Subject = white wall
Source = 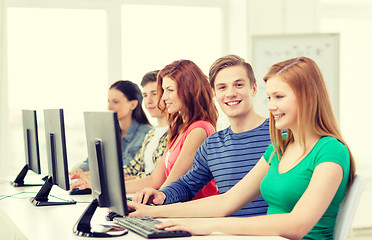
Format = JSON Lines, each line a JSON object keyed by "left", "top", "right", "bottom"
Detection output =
{"left": 0, "top": 0, "right": 9, "bottom": 181}
{"left": 319, "top": 0, "right": 372, "bottom": 178}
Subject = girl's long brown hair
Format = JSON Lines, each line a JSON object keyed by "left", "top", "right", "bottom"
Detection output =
{"left": 263, "top": 57, "right": 355, "bottom": 188}
{"left": 157, "top": 60, "right": 218, "bottom": 142}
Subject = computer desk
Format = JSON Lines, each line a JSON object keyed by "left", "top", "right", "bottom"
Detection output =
{"left": 0, "top": 177, "right": 285, "bottom": 240}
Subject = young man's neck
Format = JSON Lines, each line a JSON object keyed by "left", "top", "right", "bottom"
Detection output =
{"left": 157, "top": 116, "right": 168, "bottom": 127}
{"left": 229, "top": 111, "right": 266, "bottom": 133}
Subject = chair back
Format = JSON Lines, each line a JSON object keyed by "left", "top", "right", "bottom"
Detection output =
{"left": 334, "top": 175, "right": 365, "bottom": 240}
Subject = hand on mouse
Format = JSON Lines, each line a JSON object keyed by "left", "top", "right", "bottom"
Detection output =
{"left": 70, "top": 171, "right": 91, "bottom": 190}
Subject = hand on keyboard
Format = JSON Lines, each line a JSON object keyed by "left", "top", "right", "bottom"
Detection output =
{"left": 114, "top": 217, "right": 191, "bottom": 238}
{"left": 132, "top": 187, "right": 166, "bottom": 205}
{"left": 155, "top": 218, "right": 213, "bottom": 236}
{"left": 106, "top": 197, "right": 134, "bottom": 221}
{"left": 126, "top": 201, "right": 155, "bottom": 218}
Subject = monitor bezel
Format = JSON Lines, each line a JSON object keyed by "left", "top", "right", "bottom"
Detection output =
{"left": 44, "top": 108, "right": 70, "bottom": 191}
{"left": 30, "top": 108, "right": 76, "bottom": 206}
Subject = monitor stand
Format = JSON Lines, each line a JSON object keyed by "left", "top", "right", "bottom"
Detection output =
{"left": 11, "top": 164, "right": 46, "bottom": 187}
{"left": 73, "top": 199, "right": 128, "bottom": 238}
{"left": 30, "top": 176, "right": 77, "bottom": 206}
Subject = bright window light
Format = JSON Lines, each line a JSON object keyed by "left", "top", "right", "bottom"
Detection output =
{"left": 7, "top": 7, "right": 108, "bottom": 173}
{"left": 7, "top": 7, "right": 108, "bottom": 111}
{"left": 121, "top": 4, "right": 222, "bottom": 86}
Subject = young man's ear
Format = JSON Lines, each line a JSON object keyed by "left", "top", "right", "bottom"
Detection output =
{"left": 252, "top": 83, "right": 258, "bottom": 96}
{"left": 130, "top": 100, "right": 138, "bottom": 110}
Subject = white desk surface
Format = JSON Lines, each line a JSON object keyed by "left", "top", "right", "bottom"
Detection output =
{"left": 0, "top": 176, "right": 284, "bottom": 240}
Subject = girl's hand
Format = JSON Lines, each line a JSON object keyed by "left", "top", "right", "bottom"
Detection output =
{"left": 155, "top": 219, "right": 213, "bottom": 236}
{"left": 127, "top": 201, "right": 155, "bottom": 217}
{"left": 133, "top": 187, "right": 166, "bottom": 205}
{"left": 70, "top": 171, "right": 91, "bottom": 190}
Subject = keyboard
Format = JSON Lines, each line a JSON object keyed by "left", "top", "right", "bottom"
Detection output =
{"left": 114, "top": 216, "right": 191, "bottom": 239}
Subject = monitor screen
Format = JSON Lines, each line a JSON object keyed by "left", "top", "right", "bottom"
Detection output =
{"left": 30, "top": 109, "right": 76, "bottom": 206}
{"left": 73, "top": 111, "right": 128, "bottom": 237}
{"left": 11, "top": 110, "right": 42, "bottom": 187}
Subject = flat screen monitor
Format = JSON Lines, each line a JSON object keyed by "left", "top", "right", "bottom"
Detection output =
{"left": 73, "top": 111, "right": 128, "bottom": 237}
{"left": 11, "top": 110, "right": 43, "bottom": 187}
{"left": 30, "top": 109, "right": 76, "bottom": 206}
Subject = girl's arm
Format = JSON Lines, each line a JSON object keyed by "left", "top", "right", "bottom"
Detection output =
{"left": 124, "top": 156, "right": 166, "bottom": 193}
{"left": 128, "top": 157, "right": 269, "bottom": 218}
{"left": 155, "top": 162, "right": 343, "bottom": 239}
{"left": 161, "top": 127, "right": 208, "bottom": 188}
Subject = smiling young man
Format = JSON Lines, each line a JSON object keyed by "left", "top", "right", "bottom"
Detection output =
{"left": 131, "top": 55, "right": 271, "bottom": 217}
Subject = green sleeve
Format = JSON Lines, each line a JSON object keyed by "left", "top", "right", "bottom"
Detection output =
{"left": 314, "top": 137, "right": 350, "bottom": 173}
{"left": 263, "top": 144, "right": 275, "bottom": 163}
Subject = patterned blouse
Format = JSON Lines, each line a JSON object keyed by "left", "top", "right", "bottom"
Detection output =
{"left": 123, "top": 127, "right": 169, "bottom": 178}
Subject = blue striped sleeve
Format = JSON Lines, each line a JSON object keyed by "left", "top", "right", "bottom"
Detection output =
{"left": 161, "top": 142, "right": 213, "bottom": 204}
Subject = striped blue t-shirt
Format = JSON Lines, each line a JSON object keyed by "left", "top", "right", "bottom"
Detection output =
{"left": 161, "top": 118, "right": 271, "bottom": 217}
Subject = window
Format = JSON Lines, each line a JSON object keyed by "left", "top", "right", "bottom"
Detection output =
{"left": 121, "top": 4, "right": 222, "bottom": 82}
{"left": 3, "top": 1, "right": 226, "bottom": 176}
{"left": 7, "top": 7, "right": 107, "bottom": 172}
{"left": 121, "top": 4, "right": 223, "bottom": 126}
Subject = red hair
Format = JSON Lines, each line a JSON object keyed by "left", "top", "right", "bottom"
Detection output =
{"left": 157, "top": 60, "right": 218, "bottom": 142}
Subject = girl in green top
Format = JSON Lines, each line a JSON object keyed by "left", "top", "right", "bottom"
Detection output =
{"left": 134, "top": 57, "right": 356, "bottom": 239}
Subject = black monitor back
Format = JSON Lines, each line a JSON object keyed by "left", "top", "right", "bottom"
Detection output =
{"left": 84, "top": 111, "right": 128, "bottom": 216}
{"left": 43, "top": 109, "right": 70, "bottom": 191}
{"left": 30, "top": 109, "right": 76, "bottom": 206}
{"left": 22, "top": 110, "right": 41, "bottom": 174}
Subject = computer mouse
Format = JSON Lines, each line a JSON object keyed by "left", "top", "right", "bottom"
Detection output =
{"left": 69, "top": 187, "right": 92, "bottom": 195}
{"left": 106, "top": 211, "right": 122, "bottom": 221}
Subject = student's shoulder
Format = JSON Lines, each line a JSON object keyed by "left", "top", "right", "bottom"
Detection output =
{"left": 138, "top": 123, "right": 152, "bottom": 133}
{"left": 208, "top": 127, "right": 231, "bottom": 141}
{"left": 187, "top": 120, "right": 215, "bottom": 134}
{"left": 313, "top": 136, "right": 350, "bottom": 168}
{"left": 189, "top": 120, "right": 214, "bottom": 128}
{"left": 255, "top": 118, "right": 270, "bottom": 131}
{"left": 316, "top": 136, "right": 348, "bottom": 153}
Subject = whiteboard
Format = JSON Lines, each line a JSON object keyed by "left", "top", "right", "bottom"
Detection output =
{"left": 251, "top": 33, "right": 339, "bottom": 120}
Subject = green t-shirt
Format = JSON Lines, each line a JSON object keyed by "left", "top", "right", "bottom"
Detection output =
{"left": 261, "top": 136, "right": 350, "bottom": 239}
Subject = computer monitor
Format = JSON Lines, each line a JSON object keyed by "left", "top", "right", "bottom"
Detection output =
{"left": 30, "top": 109, "right": 76, "bottom": 206}
{"left": 73, "top": 111, "right": 128, "bottom": 237}
{"left": 11, "top": 110, "right": 43, "bottom": 187}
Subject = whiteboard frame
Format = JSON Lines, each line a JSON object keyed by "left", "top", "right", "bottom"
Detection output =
{"left": 251, "top": 33, "right": 339, "bottom": 121}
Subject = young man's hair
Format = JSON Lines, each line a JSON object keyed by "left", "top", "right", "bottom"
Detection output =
{"left": 141, "top": 70, "right": 160, "bottom": 87}
{"left": 209, "top": 54, "right": 256, "bottom": 88}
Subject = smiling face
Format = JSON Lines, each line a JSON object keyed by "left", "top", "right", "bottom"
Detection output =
{"left": 214, "top": 65, "right": 257, "bottom": 120}
{"left": 266, "top": 76, "right": 298, "bottom": 131}
{"left": 161, "top": 76, "right": 183, "bottom": 114}
{"left": 142, "top": 81, "right": 164, "bottom": 118}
